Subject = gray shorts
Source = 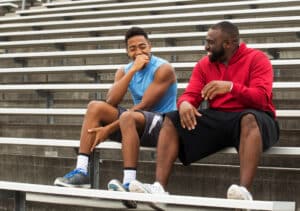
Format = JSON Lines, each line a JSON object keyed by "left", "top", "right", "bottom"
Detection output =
{"left": 109, "top": 107, "right": 163, "bottom": 147}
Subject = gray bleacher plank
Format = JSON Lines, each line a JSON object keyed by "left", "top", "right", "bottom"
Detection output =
{"left": 17, "top": 0, "right": 298, "bottom": 15}
{"left": 43, "top": 0, "right": 149, "bottom": 7}
{"left": 0, "top": 108, "right": 298, "bottom": 117}
{"left": 0, "top": 136, "right": 299, "bottom": 156}
{"left": 0, "top": 108, "right": 86, "bottom": 115}
{"left": 0, "top": 43, "right": 299, "bottom": 58}
{"left": 26, "top": 193, "right": 157, "bottom": 210}
{"left": 0, "top": 2, "right": 18, "bottom": 8}
{"left": 0, "top": 59, "right": 298, "bottom": 74}
{"left": 0, "top": 181, "right": 295, "bottom": 210}
{"left": 20, "top": 0, "right": 194, "bottom": 15}
{"left": 0, "top": 4, "right": 300, "bottom": 23}
{"left": 0, "top": 0, "right": 20, "bottom": 2}
{"left": 0, "top": 0, "right": 19, "bottom": 2}
{"left": 0, "top": 82, "right": 297, "bottom": 91}
{"left": 1, "top": 27, "right": 300, "bottom": 47}
{"left": 0, "top": 16, "right": 300, "bottom": 37}
{"left": 14, "top": 0, "right": 300, "bottom": 18}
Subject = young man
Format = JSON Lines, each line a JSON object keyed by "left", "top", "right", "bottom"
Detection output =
{"left": 129, "top": 21, "right": 279, "bottom": 205}
{"left": 54, "top": 27, "right": 177, "bottom": 208}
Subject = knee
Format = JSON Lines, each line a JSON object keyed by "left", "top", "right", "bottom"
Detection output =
{"left": 86, "top": 100, "right": 107, "bottom": 116}
{"left": 240, "top": 114, "right": 259, "bottom": 132}
{"left": 119, "top": 110, "right": 136, "bottom": 125}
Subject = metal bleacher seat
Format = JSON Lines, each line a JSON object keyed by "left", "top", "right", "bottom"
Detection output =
{"left": 0, "top": 43, "right": 299, "bottom": 59}
{"left": 0, "top": 27, "right": 299, "bottom": 48}
{"left": 17, "top": 0, "right": 297, "bottom": 15}
{"left": 0, "top": 2, "right": 299, "bottom": 23}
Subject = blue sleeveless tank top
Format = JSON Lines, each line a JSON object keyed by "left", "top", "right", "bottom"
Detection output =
{"left": 124, "top": 55, "right": 177, "bottom": 113}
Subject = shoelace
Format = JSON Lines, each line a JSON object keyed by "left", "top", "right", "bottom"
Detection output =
{"left": 144, "top": 183, "right": 164, "bottom": 194}
{"left": 64, "top": 168, "right": 86, "bottom": 178}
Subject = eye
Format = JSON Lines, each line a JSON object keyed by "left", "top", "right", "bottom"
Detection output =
{"left": 128, "top": 47, "right": 136, "bottom": 52}
{"left": 139, "top": 44, "right": 147, "bottom": 50}
{"left": 205, "top": 40, "right": 215, "bottom": 45}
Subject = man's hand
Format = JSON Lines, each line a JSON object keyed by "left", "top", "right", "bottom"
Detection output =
{"left": 201, "top": 80, "right": 232, "bottom": 100}
{"left": 88, "top": 126, "right": 111, "bottom": 152}
{"left": 131, "top": 54, "right": 150, "bottom": 72}
{"left": 179, "top": 101, "right": 201, "bottom": 130}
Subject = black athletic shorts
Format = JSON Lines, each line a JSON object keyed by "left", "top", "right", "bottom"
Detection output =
{"left": 166, "top": 109, "right": 280, "bottom": 166}
{"left": 109, "top": 107, "right": 163, "bottom": 147}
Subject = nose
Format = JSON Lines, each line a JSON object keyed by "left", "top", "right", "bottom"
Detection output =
{"left": 135, "top": 47, "right": 143, "bottom": 55}
{"left": 205, "top": 44, "right": 210, "bottom": 52}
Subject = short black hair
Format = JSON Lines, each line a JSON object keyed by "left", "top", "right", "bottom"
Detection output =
{"left": 125, "top": 27, "right": 149, "bottom": 45}
{"left": 210, "top": 21, "right": 239, "bottom": 44}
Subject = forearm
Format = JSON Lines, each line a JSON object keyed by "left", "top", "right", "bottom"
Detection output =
{"left": 231, "top": 83, "right": 272, "bottom": 109}
{"left": 106, "top": 119, "right": 121, "bottom": 135}
{"left": 106, "top": 70, "right": 136, "bottom": 106}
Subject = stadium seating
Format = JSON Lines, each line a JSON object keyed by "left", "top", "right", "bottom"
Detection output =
{"left": 0, "top": 0, "right": 299, "bottom": 210}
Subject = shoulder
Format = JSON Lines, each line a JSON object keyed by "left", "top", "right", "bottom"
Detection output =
{"left": 242, "top": 43, "right": 270, "bottom": 61}
{"left": 193, "top": 56, "right": 210, "bottom": 71}
{"left": 155, "top": 62, "right": 175, "bottom": 79}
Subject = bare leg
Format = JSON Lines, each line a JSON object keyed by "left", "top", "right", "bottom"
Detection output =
{"left": 79, "top": 101, "right": 119, "bottom": 154}
{"left": 239, "top": 114, "right": 263, "bottom": 190}
{"left": 119, "top": 111, "right": 145, "bottom": 168}
{"left": 155, "top": 117, "right": 179, "bottom": 188}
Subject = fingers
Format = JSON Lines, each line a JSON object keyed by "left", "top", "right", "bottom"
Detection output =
{"left": 134, "top": 54, "right": 150, "bottom": 70}
{"left": 202, "top": 81, "right": 232, "bottom": 100}
{"left": 180, "top": 110, "right": 197, "bottom": 130}
{"left": 88, "top": 128, "right": 100, "bottom": 152}
{"left": 90, "top": 140, "right": 98, "bottom": 152}
{"left": 88, "top": 127, "right": 100, "bottom": 133}
{"left": 202, "top": 83, "right": 217, "bottom": 100}
{"left": 194, "top": 108, "right": 202, "bottom": 117}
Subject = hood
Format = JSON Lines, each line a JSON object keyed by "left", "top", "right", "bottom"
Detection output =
{"left": 227, "top": 42, "right": 253, "bottom": 65}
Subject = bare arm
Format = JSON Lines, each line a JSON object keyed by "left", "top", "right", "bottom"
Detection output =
{"left": 131, "top": 63, "right": 176, "bottom": 111}
{"left": 106, "top": 54, "right": 150, "bottom": 106}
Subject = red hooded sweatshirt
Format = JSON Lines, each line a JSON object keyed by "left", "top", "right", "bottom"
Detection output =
{"left": 177, "top": 43, "right": 276, "bottom": 117}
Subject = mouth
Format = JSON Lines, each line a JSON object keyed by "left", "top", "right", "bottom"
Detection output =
{"left": 207, "top": 52, "right": 212, "bottom": 56}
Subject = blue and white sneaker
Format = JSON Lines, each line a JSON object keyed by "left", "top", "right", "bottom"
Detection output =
{"left": 54, "top": 168, "right": 91, "bottom": 188}
{"left": 108, "top": 179, "right": 137, "bottom": 209}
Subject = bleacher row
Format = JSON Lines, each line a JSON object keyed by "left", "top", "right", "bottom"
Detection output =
{"left": 0, "top": 0, "right": 299, "bottom": 210}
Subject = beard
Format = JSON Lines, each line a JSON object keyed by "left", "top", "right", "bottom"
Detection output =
{"left": 208, "top": 46, "right": 225, "bottom": 62}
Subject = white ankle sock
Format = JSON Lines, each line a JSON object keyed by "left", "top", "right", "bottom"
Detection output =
{"left": 123, "top": 169, "right": 136, "bottom": 185}
{"left": 76, "top": 154, "right": 89, "bottom": 174}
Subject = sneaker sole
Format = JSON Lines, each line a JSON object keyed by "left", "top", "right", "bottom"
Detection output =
{"left": 108, "top": 182, "right": 137, "bottom": 209}
{"left": 129, "top": 181, "right": 166, "bottom": 211}
{"left": 54, "top": 179, "right": 91, "bottom": 188}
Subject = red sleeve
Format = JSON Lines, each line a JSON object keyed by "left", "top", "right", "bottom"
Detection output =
{"left": 177, "top": 61, "right": 205, "bottom": 109}
{"left": 230, "top": 51, "right": 273, "bottom": 110}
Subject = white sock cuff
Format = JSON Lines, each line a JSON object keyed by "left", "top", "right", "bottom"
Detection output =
{"left": 123, "top": 169, "right": 136, "bottom": 185}
{"left": 76, "top": 154, "right": 89, "bottom": 173}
